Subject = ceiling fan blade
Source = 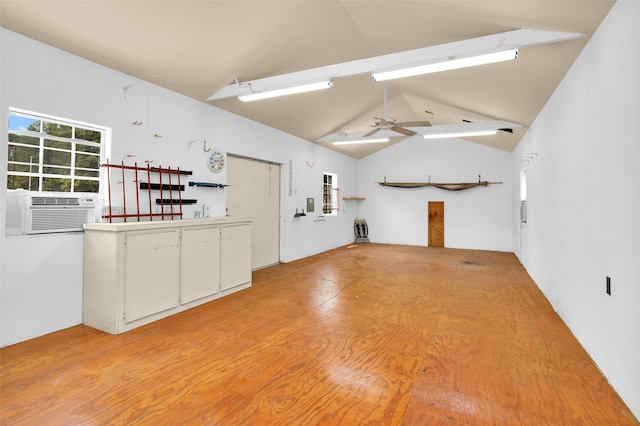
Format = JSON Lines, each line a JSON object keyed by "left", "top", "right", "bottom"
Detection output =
{"left": 363, "top": 128, "right": 381, "bottom": 137}
{"left": 392, "top": 126, "right": 417, "bottom": 137}
{"left": 396, "top": 120, "right": 432, "bottom": 128}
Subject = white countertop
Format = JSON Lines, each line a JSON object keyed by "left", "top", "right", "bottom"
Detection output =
{"left": 84, "top": 216, "right": 253, "bottom": 232}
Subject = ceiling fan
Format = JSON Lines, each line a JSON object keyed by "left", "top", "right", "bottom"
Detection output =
{"left": 344, "top": 82, "right": 431, "bottom": 138}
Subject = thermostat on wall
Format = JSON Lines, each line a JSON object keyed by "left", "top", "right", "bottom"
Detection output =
{"left": 206, "top": 148, "right": 225, "bottom": 173}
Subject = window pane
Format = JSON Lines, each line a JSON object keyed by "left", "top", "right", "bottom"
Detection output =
{"left": 9, "top": 134, "right": 39, "bottom": 146}
{"left": 44, "top": 138, "right": 71, "bottom": 150}
{"left": 9, "top": 114, "right": 40, "bottom": 132}
{"left": 7, "top": 163, "right": 37, "bottom": 173}
{"left": 42, "top": 177, "right": 71, "bottom": 192}
{"left": 322, "top": 172, "right": 338, "bottom": 215}
{"left": 43, "top": 149, "right": 71, "bottom": 166}
{"left": 8, "top": 145, "right": 40, "bottom": 163}
{"left": 43, "top": 121, "right": 72, "bottom": 138}
{"left": 74, "top": 180, "right": 99, "bottom": 193}
{"left": 7, "top": 175, "right": 39, "bottom": 191}
{"left": 75, "top": 168, "right": 100, "bottom": 178}
{"left": 75, "top": 127, "right": 101, "bottom": 143}
{"left": 520, "top": 169, "right": 527, "bottom": 201}
{"left": 76, "top": 143, "right": 100, "bottom": 154}
{"left": 43, "top": 166, "right": 71, "bottom": 175}
{"left": 75, "top": 153, "right": 100, "bottom": 170}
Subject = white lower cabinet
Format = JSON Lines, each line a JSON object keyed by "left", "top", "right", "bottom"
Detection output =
{"left": 180, "top": 225, "right": 221, "bottom": 304}
{"left": 83, "top": 217, "right": 252, "bottom": 334}
{"left": 124, "top": 228, "right": 181, "bottom": 323}
{"left": 221, "top": 223, "right": 252, "bottom": 291}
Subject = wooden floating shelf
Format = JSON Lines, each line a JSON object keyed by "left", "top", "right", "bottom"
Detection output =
{"left": 377, "top": 181, "right": 502, "bottom": 191}
{"left": 342, "top": 197, "right": 366, "bottom": 200}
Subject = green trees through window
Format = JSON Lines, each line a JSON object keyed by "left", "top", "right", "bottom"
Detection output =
{"left": 7, "top": 111, "right": 104, "bottom": 193}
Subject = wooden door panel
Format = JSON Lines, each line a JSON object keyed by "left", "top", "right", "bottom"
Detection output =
{"left": 428, "top": 201, "right": 444, "bottom": 247}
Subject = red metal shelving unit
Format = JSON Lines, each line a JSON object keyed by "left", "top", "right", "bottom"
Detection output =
{"left": 102, "top": 161, "right": 189, "bottom": 223}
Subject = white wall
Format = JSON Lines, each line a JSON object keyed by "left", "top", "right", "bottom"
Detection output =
{"left": 513, "top": 1, "right": 640, "bottom": 419}
{"left": 359, "top": 136, "right": 513, "bottom": 251}
{"left": 0, "top": 29, "right": 359, "bottom": 346}
{"left": 2, "top": 234, "right": 84, "bottom": 344}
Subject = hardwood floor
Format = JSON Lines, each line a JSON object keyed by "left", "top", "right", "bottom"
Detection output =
{"left": 1, "top": 244, "right": 637, "bottom": 425}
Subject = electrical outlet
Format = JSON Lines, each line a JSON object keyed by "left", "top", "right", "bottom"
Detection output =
{"left": 606, "top": 276, "right": 611, "bottom": 296}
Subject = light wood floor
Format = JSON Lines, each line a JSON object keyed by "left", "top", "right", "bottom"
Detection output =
{"left": 1, "top": 244, "right": 637, "bottom": 425}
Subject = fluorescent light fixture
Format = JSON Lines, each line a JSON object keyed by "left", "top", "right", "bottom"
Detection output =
{"left": 211, "top": 30, "right": 584, "bottom": 101}
{"left": 238, "top": 80, "right": 332, "bottom": 102}
{"left": 423, "top": 129, "right": 498, "bottom": 140}
{"left": 332, "top": 137, "right": 389, "bottom": 146}
{"left": 372, "top": 48, "right": 518, "bottom": 82}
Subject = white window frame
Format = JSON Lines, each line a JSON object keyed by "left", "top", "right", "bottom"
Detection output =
{"left": 7, "top": 107, "right": 109, "bottom": 194}
{"left": 323, "top": 172, "right": 339, "bottom": 216}
{"left": 519, "top": 169, "right": 528, "bottom": 223}
{"left": 520, "top": 169, "right": 527, "bottom": 202}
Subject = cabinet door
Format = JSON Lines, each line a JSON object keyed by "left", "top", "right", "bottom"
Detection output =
{"left": 180, "top": 226, "right": 221, "bottom": 304}
{"left": 220, "top": 223, "right": 252, "bottom": 290}
{"left": 124, "top": 229, "right": 180, "bottom": 323}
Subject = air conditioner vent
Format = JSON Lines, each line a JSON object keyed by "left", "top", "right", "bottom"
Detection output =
{"left": 30, "top": 208, "right": 92, "bottom": 232}
{"left": 520, "top": 200, "right": 527, "bottom": 223}
{"left": 31, "top": 196, "right": 80, "bottom": 206}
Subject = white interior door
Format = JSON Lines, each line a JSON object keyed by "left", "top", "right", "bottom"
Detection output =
{"left": 226, "top": 156, "right": 280, "bottom": 269}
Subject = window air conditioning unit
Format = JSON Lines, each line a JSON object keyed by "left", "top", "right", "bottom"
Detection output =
{"left": 520, "top": 200, "right": 527, "bottom": 223}
{"left": 5, "top": 191, "right": 97, "bottom": 235}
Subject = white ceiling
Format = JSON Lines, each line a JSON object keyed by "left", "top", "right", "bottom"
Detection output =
{"left": 0, "top": 1, "right": 615, "bottom": 159}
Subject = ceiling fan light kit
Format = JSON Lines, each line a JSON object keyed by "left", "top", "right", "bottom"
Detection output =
{"left": 332, "top": 137, "right": 390, "bottom": 146}
{"left": 371, "top": 48, "right": 519, "bottom": 82}
{"left": 238, "top": 80, "right": 333, "bottom": 102}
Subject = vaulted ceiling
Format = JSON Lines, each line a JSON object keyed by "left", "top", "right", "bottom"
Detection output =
{"left": 0, "top": 1, "right": 615, "bottom": 159}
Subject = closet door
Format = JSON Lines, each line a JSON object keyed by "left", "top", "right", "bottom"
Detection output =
{"left": 226, "top": 156, "right": 280, "bottom": 269}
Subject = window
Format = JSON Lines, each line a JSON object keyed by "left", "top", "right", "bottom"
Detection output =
{"left": 323, "top": 172, "right": 339, "bottom": 215}
{"left": 7, "top": 109, "right": 106, "bottom": 193}
{"left": 520, "top": 169, "right": 527, "bottom": 202}
{"left": 519, "top": 169, "right": 527, "bottom": 223}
